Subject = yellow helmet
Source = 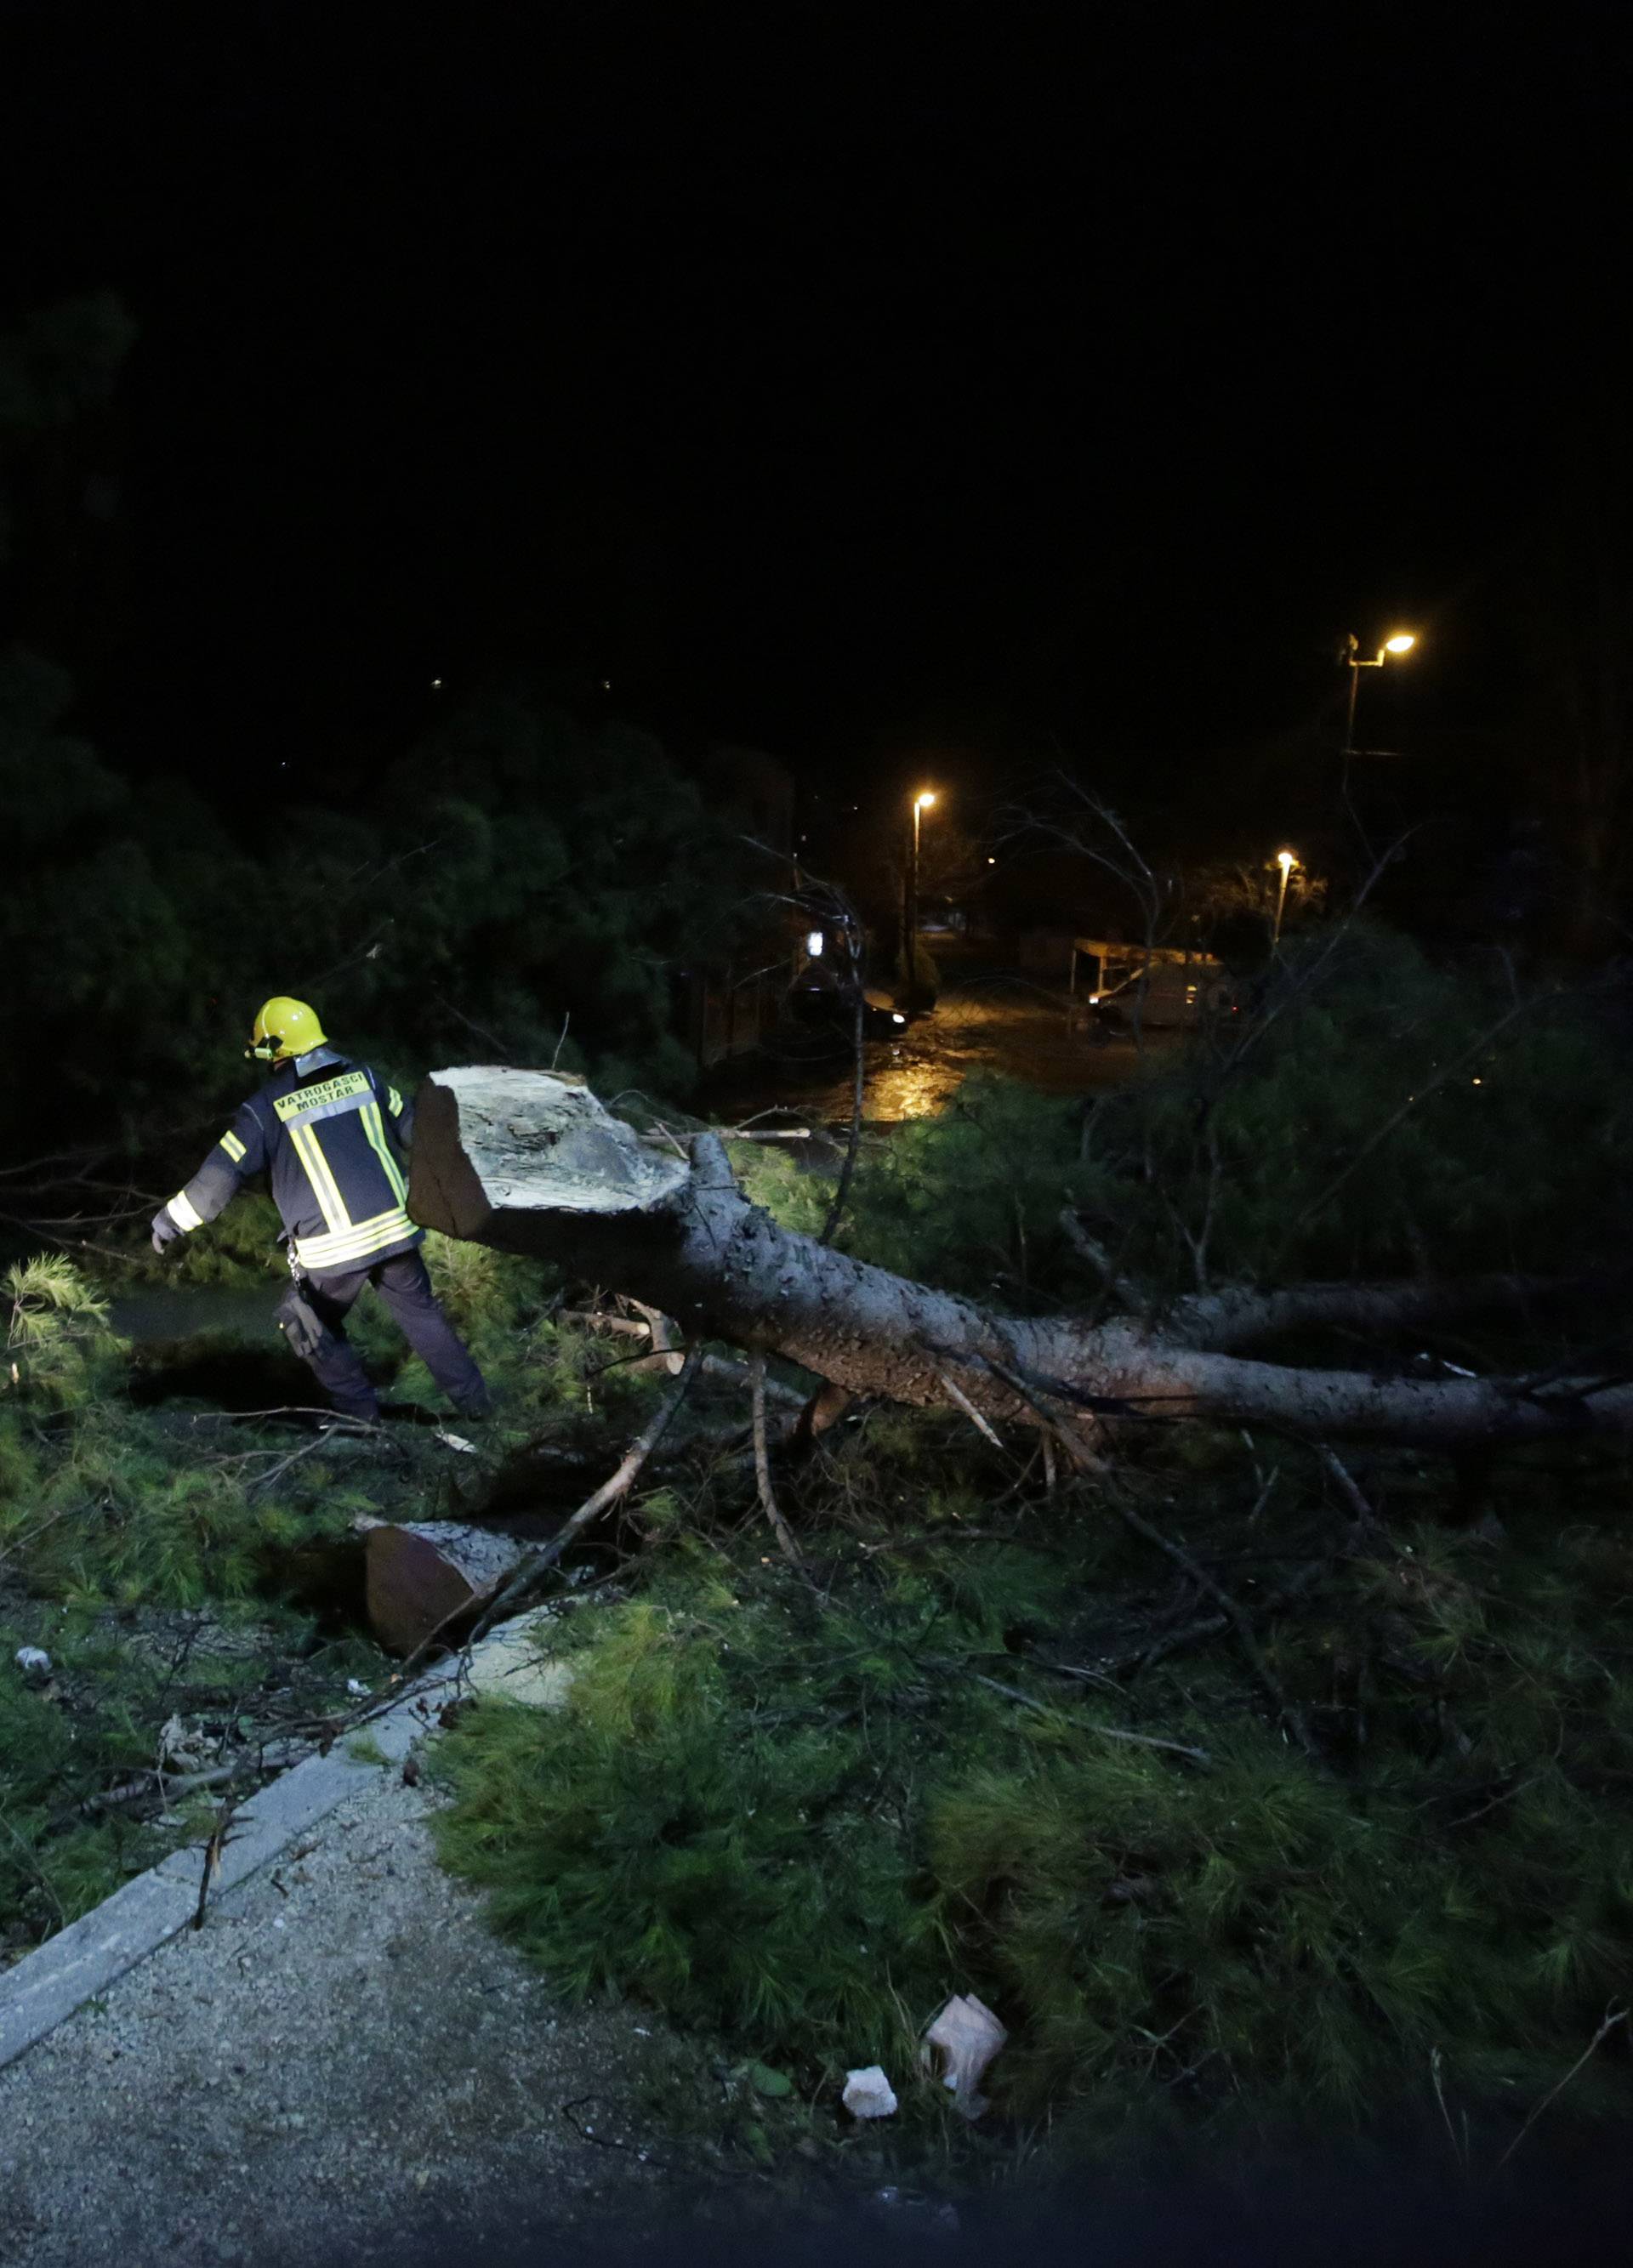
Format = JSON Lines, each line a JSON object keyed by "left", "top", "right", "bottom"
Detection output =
{"left": 248, "top": 997, "right": 328, "bottom": 1064}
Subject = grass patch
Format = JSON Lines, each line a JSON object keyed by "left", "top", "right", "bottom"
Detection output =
{"left": 430, "top": 1410, "right": 1633, "bottom": 2165}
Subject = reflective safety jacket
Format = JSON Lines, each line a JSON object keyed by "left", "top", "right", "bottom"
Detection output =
{"left": 164, "top": 1048, "right": 421, "bottom": 1277}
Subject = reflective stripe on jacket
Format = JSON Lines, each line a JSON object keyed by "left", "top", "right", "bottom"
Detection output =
{"left": 167, "top": 1054, "right": 421, "bottom": 1276}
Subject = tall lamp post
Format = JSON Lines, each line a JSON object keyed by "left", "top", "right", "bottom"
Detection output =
{"left": 903, "top": 789, "right": 936, "bottom": 1006}
{"left": 1343, "top": 630, "right": 1418, "bottom": 754}
{"left": 1272, "top": 848, "right": 1297, "bottom": 943}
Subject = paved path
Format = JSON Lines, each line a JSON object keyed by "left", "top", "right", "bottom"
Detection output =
{"left": 0, "top": 1737, "right": 669, "bottom": 2266}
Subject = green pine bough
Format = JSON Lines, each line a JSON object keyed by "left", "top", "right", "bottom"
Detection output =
{"left": 429, "top": 1440, "right": 1633, "bottom": 2160}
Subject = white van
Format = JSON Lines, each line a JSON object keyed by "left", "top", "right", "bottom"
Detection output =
{"left": 1069, "top": 939, "right": 1229, "bottom": 1029}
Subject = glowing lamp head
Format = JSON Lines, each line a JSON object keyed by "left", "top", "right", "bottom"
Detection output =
{"left": 1384, "top": 633, "right": 1416, "bottom": 655}
{"left": 805, "top": 929, "right": 824, "bottom": 957}
{"left": 914, "top": 791, "right": 936, "bottom": 810}
{"left": 1277, "top": 850, "right": 1296, "bottom": 871}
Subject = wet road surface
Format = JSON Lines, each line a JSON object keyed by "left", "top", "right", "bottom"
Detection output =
{"left": 703, "top": 949, "right": 1173, "bottom": 1127}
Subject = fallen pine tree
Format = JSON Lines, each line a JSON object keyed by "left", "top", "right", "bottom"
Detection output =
{"left": 408, "top": 1065, "right": 1633, "bottom": 1453}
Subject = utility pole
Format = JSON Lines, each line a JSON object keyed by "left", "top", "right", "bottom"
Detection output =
{"left": 1272, "top": 849, "right": 1296, "bottom": 943}
{"left": 903, "top": 790, "right": 936, "bottom": 1009}
{"left": 1342, "top": 629, "right": 1418, "bottom": 753}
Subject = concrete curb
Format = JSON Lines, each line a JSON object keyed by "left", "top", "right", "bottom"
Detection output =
{"left": 0, "top": 1659, "right": 464, "bottom": 2072}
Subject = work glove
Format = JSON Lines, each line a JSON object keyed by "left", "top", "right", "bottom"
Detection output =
{"left": 151, "top": 1204, "right": 184, "bottom": 1258}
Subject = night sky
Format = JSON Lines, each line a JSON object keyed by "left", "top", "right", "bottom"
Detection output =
{"left": 3, "top": 5, "right": 1630, "bottom": 821}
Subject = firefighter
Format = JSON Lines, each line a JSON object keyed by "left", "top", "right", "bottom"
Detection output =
{"left": 150, "top": 997, "right": 491, "bottom": 1424}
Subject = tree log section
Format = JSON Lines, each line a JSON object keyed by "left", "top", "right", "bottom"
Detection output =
{"left": 356, "top": 1515, "right": 531, "bottom": 1657}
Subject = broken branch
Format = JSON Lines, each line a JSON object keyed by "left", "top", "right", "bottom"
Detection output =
{"left": 751, "top": 1354, "right": 806, "bottom": 1568}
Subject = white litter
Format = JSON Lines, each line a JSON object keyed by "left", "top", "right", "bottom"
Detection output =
{"left": 14, "top": 1646, "right": 51, "bottom": 1674}
{"left": 435, "top": 1430, "right": 478, "bottom": 1455}
{"left": 842, "top": 2065, "right": 899, "bottom": 2119}
{"left": 157, "top": 1712, "right": 210, "bottom": 1768}
{"left": 346, "top": 1679, "right": 368, "bottom": 1695}
{"left": 922, "top": 1992, "right": 1008, "bottom": 2120}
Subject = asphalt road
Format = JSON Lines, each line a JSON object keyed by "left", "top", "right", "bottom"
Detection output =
{"left": 704, "top": 944, "right": 1167, "bottom": 1128}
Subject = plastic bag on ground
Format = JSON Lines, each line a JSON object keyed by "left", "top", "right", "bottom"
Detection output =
{"left": 842, "top": 2065, "right": 899, "bottom": 2118}
{"left": 922, "top": 1992, "right": 1007, "bottom": 2119}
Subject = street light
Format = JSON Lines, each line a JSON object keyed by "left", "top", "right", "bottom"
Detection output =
{"left": 1272, "top": 849, "right": 1297, "bottom": 943}
{"left": 1342, "top": 629, "right": 1419, "bottom": 755}
{"left": 903, "top": 789, "right": 937, "bottom": 1008}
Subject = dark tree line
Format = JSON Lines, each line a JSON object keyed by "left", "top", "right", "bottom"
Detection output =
{"left": 1, "top": 647, "right": 765, "bottom": 1160}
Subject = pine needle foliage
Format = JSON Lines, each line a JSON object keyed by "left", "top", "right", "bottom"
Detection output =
{"left": 0, "top": 1232, "right": 670, "bottom": 1962}
{"left": 1082, "top": 923, "right": 1633, "bottom": 1292}
{"left": 0, "top": 1252, "right": 413, "bottom": 1953}
{"left": 430, "top": 1411, "right": 1633, "bottom": 2160}
{"left": 3, "top": 1255, "right": 114, "bottom": 1401}
{"left": 159, "top": 1191, "right": 286, "bottom": 1285}
{"left": 430, "top": 1568, "right": 966, "bottom": 2075}
{"left": 737, "top": 926, "right": 1633, "bottom": 1310}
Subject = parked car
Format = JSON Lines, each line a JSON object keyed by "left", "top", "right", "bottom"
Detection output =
{"left": 788, "top": 972, "right": 909, "bottom": 1047}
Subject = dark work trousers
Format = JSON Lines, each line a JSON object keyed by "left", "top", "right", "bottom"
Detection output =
{"left": 280, "top": 1248, "right": 491, "bottom": 1420}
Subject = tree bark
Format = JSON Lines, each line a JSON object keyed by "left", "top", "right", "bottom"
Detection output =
{"left": 1161, "top": 1271, "right": 1624, "bottom": 1352}
{"left": 354, "top": 1515, "right": 530, "bottom": 1656}
{"left": 409, "top": 1067, "right": 1633, "bottom": 1449}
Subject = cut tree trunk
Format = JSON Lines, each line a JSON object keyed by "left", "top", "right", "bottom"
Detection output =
{"left": 408, "top": 1067, "right": 1633, "bottom": 1449}
{"left": 354, "top": 1515, "right": 531, "bottom": 1656}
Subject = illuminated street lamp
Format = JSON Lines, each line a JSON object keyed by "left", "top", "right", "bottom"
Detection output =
{"left": 903, "top": 789, "right": 937, "bottom": 1008}
{"left": 1272, "top": 848, "right": 1298, "bottom": 943}
{"left": 1343, "top": 630, "right": 1418, "bottom": 755}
